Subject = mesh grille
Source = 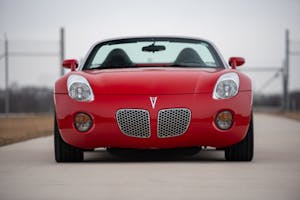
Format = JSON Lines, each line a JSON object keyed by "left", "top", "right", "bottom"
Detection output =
{"left": 158, "top": 108, "right": 191, "bottom": 138}
{"left": 116, "top": 109, "right": 151, "bottom": 138}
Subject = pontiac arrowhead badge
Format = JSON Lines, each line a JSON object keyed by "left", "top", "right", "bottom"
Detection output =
{"left": 150, "top": 97, "right": 157, "bottom": 109}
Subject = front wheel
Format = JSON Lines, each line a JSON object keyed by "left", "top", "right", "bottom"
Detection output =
{"left": 54, "top": 115, "right": 83, "bottom": 162}
{"left": 225, "top": 114, "right": 254, "bottom": 161}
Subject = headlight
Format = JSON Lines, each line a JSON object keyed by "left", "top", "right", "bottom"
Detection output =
{"left": 67, "top": 75, "right": 94, "bottom": 102}
{"left": 213, "top": 72, "right": 239, "bottom": 99}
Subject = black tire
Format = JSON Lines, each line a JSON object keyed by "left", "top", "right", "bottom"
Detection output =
{"left": 225, "top": 114, "right": 254, "bottom": 161}
{"left": 54, "top": 115, "right": 83, "bottom": 162}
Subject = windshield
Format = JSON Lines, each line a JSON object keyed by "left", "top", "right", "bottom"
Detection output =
{"left": 83, "top": 37, "right": 224, "bottom": 70}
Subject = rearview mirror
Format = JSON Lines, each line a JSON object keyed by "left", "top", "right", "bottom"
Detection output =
{"left": 62, "top": 59, "right": 78, "bottom": 71}
{"left": 229, "top": 57, "right": 245, "bottom": 69}
{"left": 142, "top": 44, "right": 166, "bottom": 53}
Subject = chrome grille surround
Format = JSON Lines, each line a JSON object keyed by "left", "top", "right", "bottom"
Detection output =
{"left": 157, "top": 108, "right": 191, "bottom": 138}
{"left": 116, "top": 109, "right": 151, "bottom": 138}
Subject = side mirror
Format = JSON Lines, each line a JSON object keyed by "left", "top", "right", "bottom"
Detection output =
{"left": 62, "top": 59, "right": 78, "bottom": 71}
{"left": 229, "top": 57, "right": 245, "bottom": 69}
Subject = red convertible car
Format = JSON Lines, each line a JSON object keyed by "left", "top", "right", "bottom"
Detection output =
{"left": 54, "top": 37, "right": 253, "bottom": 162}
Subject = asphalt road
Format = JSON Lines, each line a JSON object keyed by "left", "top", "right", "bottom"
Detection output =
{"left": 0, "top": 113, "right": 300, "bottom": 200}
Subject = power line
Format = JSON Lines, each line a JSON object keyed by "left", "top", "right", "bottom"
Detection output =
{"left": 240, "top": 67, "right": 281, "bottom": 72}
{"left": 7, "top": 39, "right": 58, "bottom": 43}
{"left": 9, "top": 52, "right": 58, "bottom": 57}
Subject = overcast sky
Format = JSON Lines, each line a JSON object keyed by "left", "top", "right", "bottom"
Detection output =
{"left": 0, "top": 0, "right": 299, "bottom": 93}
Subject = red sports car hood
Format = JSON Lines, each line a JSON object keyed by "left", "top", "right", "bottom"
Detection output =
{"left": 80, "top": 67, "right": 224, "bottom": 95}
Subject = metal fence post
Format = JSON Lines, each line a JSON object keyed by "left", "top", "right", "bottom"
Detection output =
{"left": 4, "top": 34, "right": 9, "bottom": 114}
{"left": 283, "top": 29, "right": 290, "bottom": 111}
{"left": 60, "top": 27, "right": 65, "bottom": 76}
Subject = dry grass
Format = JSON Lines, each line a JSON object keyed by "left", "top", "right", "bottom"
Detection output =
{"left": 0, "top": 114, "right": 53, "bottom": 146}
{"left": 279, "top": 111, "right": 300, "bottom": 121}
{"left": 257, "top": 110, "right": 300, "bottom": 122}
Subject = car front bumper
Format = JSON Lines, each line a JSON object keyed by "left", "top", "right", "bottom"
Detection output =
{"left": 55, "top": 92, "right": 252, "bottom": 149}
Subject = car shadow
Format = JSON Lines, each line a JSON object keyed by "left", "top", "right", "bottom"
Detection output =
{"left": 83, "top": 149, "right": 226, "bottom": 163}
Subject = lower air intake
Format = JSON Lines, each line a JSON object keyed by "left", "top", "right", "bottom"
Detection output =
{"left": 158, "top": 108, "right": 191, "bottom": 138}
{"left": 116, "top": 109, "right": 151, "bottom": 138}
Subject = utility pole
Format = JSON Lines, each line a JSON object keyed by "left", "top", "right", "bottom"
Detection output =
{"left": 283, "top": 29, "right": 290, "bottom": 111}
{"left": 4, "top": 34, "right": 9, "bottom": 114}
{"left": 60, "top": 27, "right": 65, "bottom": 76}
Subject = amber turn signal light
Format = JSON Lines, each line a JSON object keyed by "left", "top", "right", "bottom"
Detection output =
{"left": 74, "top": 113, "right": 92, "bottom": 132}
{"left": 215, "top": 111, "right": 233, "bottom": 130}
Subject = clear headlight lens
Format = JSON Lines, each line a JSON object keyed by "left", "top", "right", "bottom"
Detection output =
{"left": 213, "top": 72, "right": 239, "bottom": 99}
{"left": 67, "top": 75, "right": 94, "bottom": 102}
